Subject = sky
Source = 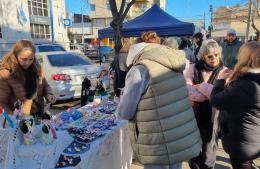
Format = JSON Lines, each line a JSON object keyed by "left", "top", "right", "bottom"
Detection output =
{"left": 65, "top": 0, "right": 247, "bottom": 27}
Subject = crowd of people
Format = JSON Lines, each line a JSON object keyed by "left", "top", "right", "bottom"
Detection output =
{"left": 0, "top": 28, "right": 259, "bottom": 169}
{"left": 116, "top": 29, "right": 260, "bottom": 169}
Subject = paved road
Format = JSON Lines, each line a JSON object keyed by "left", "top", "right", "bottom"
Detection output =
{"left": 50, "top": 99, "right": 81, "bottom": 115}
{"left": 131, "top": 141, "right": 260, "bottom": 169}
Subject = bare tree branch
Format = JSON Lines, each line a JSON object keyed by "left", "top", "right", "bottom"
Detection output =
{"left": 118, "top": 0, "right": 126, "bottom": 16}
{"left": 109, "top": 0, "right": 118, "bottom": 18}
{"left": 255, "top": 0, "right": 260, "bottom": 17}
{"left": 251, "top": 11, "right": 260, "bottom": 33}
{"left": 120, "top": 0, "right": 136, "bottom": 23}
{"left": 108, "top": 0, "right": 136, "bottom": 53}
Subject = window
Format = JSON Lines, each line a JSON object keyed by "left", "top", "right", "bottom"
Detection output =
{"left": 0, "top": 26, "right": 2, "bottom": 38}
{"left": 36, "top": 45, "right": 66, "bottom": 52}
{"left": 30, "top": 23, "right": 50, "bottom": 39}
{"left": 106, "top": 2, "right": 110, "bottom": 10}
{"left": 47, "top": 53, "right": 91, "bottom": 67}
{"left": 28, "top": 0, "right": 48, "bottom": 17}
{"left": 90, "top": 4, "right": 95, "bottom": 11}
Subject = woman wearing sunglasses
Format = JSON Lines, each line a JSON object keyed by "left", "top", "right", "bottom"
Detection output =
{"left": 184, "top": 39, "right": 229, "bottom": 169}
{"left": 0, "top": 40, "right": 56, "bottom": 117}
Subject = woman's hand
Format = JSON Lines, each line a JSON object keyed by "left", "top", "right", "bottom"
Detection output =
{"left": 219, "top": 69, "right": 232, "bottom": 80}
{"left": 47, "top": 94, "right": 56, "bottom": 104}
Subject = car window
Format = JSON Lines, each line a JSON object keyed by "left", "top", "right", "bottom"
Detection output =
{"left": 37, "top": 45, "right": 66, "bottom": 52}
{"left": 47, "top": 53, "right": 91, "bottom": 67}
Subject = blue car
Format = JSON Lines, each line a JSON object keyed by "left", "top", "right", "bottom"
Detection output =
{"left": 99, "top": 46, "right": 115, "bottom": 62}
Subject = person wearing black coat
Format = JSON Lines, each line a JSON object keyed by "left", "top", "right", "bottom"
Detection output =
{"left": 210, "top": 41, "right": 260, "bottom": 169}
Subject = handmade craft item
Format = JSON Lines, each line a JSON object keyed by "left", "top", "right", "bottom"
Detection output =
{"left": 63, "top": 140, "right": 90, "bottom": 154}
{"left": 41, "top": 123, "right": 55, "bottom": 144}
{"left": 55, "top": 154, "right": 81, "bottom": 168}
{"left": 19, "top": 115, "right": 36, "bottom": 145}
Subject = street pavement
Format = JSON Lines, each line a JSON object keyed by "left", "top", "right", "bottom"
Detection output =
{"left": 131, "top": 141, "right": 260, "bottom": 169}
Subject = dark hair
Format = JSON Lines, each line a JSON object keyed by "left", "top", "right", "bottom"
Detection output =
{"left": 193, "top": 32, "right": 203, "bottom": 40}
{"left": 179, "top": 39, "right": 190, "bottom": 50}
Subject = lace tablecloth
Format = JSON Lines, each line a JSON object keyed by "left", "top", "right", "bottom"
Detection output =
{"left": 0, "top": 120, "right": 133, "bottom": 169}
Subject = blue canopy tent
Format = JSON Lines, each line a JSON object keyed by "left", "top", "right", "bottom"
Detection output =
{"left": 98, "top": 4, "right": 195, "bottom": 38}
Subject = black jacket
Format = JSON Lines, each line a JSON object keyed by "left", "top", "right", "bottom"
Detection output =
{"left": 210, "top": 72, "right": 260, "bottom": 160}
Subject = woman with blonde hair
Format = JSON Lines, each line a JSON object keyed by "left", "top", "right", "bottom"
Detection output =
{"left": 184, "top": 39, "right": 229, "bottom": 169}
{"left": 210, "top": 41, "right": 260, "bottom": 169}
{"left": 0, "top": 39, "right": 55, "bottom": 117}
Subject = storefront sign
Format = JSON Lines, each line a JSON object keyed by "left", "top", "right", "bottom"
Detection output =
{"left": 63, "top": 18, "right": 72, "bottom": 27}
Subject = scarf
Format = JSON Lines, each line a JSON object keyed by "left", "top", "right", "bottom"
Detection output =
{"left": 23, "top": 67, "right": 38, "bottom": 99}
{"left": 193, "top": 60, "right": 223, "bottom": 129}
{"left": 193, "top": 60, "right": 223, "bottom": 85}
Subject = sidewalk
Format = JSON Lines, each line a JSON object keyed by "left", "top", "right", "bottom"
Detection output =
{"left": 131, "top": 141, "right": 260, "bottom": 169}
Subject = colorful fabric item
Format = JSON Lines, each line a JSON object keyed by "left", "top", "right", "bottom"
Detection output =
{"left": 55, "top": 154, "right": 81, "bottom": 168}
{"left": 63, "top": 140, "right": 90, "bottom": 154}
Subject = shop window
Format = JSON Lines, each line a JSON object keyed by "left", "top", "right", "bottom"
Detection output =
{"left": 90, "top": 4, "right": 95, "bottom": 11}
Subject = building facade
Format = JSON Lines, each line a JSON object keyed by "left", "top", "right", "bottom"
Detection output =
{"left": 0, "top": 0, "right": 69, "bottom": 59}
{"left": 69, "top": 14, "right": 93, "bottom": 44}
{"left": 212, "top": 5, "right": 260, "bottom": 40}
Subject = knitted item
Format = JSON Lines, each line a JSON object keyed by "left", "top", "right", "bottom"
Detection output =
{"left": 41, "top": 124, "right": 54, "bottom": 144}
{"left": 19, "top": 116, "right": 36, "bottom": 145}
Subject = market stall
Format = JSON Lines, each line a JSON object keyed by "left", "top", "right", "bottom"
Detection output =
{"left": 98, "top": 4, "right": 195, "bottom": 38}
{"left": 0, "top": 99, "right": 132, "bottom": 169}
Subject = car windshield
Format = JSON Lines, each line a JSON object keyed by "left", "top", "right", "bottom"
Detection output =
{"left": 47, "top": 53, "right": 91, "bottom": 67}
{"left": 37, "top": 45, "right": 66, "bottom": 52}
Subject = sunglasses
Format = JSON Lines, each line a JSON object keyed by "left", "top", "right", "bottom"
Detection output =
{"left": 19, "top": 57, "right": 34, "bottom": 62}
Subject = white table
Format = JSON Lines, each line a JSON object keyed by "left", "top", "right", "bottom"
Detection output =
{"left": 0, "top": 120, "right": 133, "bottom": 169}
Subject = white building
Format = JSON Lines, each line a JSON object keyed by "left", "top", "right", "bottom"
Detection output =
{"left": 0, "top": 0, "right": 69, "bottom": 59}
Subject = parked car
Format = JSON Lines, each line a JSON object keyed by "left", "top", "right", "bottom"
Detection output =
{"left": 35, "top": 43, "right": 66, "bottom": 53}
{"left": 99, "top": 46, "right": 115, "bottom": 62}
{"left": 36, "top": 51, "right": 101, "bottom": 101}
{"left": 85, "top": 47, "right": 99, "bottom": 60}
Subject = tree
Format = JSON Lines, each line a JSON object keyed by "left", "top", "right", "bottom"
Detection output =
{"left": 252, "top": 0, "right": 260, "bottom": 41}
{"left": 109, "top": 0, "right": 136, "bottom": 54}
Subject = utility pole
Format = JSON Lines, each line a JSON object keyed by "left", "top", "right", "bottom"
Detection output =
{"left": 50, "top": 0, "right": 54, "bottom": 43}
{"left": 81, "top": 0, "right": 85, "bottom": 53}
{"left": 208, "top": 5, "right": 213, "bottom": 37}
{"left": 204, "top": 12, "right": 206, "bottom": 30}
{"left": 246, "top": 0, "right": 252, "bottom": 42}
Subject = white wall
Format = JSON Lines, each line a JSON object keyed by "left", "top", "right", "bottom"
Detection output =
{"left": 0, "top": 0, "right": 70, "bottom": 59}
{"left": 0, "top": 0, "right": 31, "bottom": 59}
{"left": 52, "top": 0, "right": 69, "bottom": 48}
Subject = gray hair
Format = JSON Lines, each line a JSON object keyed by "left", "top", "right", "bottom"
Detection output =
{"left": 162, "top": 37, "right": 179, "bottom": 50}
{"left": 198, "top": 39, "right": 222, "bottom": 60}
